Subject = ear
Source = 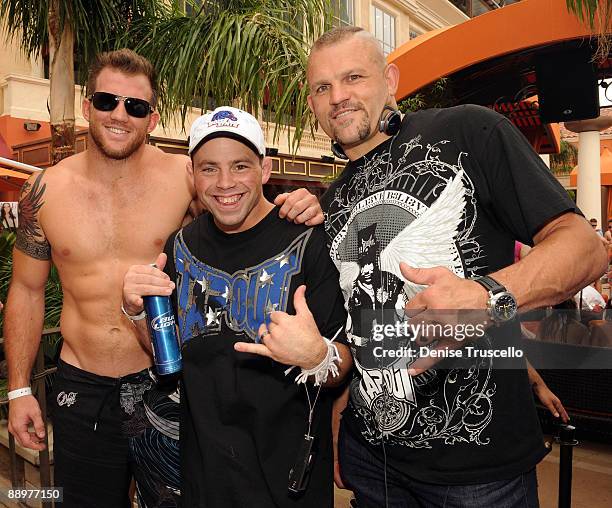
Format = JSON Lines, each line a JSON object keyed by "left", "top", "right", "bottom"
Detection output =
{"left": 385, "top": 63, "right": 400, "bottom": 97}
{"left": 82, "top": 97, "right": 91, "bottom": 122}
{"left": 147, "top": 110, "right": 160, "bottom": 134}
{"left": 307, "top": 93, "right": 315, "bottom": 115}
{"left": 186, "top": 157, "right": 194, "bottom": 178}
{"left": 261, "top": 156, "right": 272, "bottom": 185}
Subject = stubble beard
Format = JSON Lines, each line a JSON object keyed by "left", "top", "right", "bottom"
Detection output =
{"left": 332, "top": 110, "right": 372, "bottom": 148}
{"left": 89, "top": 122, "right": 147, "bottom": 161}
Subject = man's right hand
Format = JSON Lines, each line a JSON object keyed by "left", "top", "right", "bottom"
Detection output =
{"left": 8, "top": 396, "right": 46, "bottom": 451}
{"left": 122, "top": 252, "right": 175, "bottom": 315}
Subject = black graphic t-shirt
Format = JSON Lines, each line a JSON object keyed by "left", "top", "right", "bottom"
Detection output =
{"left": 321, "top": 105, "right": 576, "bottom": 484}
{"left": 164, "top": 207, "right": 347, "bottom": 507}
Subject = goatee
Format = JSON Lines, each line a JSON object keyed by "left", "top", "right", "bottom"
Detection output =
{"left": 333, "top": 111, "right": 372, "bottom": 146}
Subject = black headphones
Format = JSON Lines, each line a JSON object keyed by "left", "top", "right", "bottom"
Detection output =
{"left": 331, "top": 140, "right": 349, "bottom": 160}
{"left": 379, "top": 106, "right": 402, "bottom": 137}
{"left": 330, "top": 105, "right": 401, "bottom": 160}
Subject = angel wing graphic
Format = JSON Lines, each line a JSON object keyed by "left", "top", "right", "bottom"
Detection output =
{"left": 339, "top": 260, "right": 360, "bottom": 302}
{"left": 17, "top": 173, "right": 46, "bottom": 239}
{"left": 380, "top": 170, "right": 466, "bottom": 300}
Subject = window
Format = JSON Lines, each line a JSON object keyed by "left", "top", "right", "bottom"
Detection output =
{"left": 333, "top": 0, "right": 354, "bottom": 27}
{"left": 370, "top": 5, "right": 395, "bottom": 56}
{"left": 448, "top": 0, "right": 497, "bottom": 17}
{"left": 471, "top": 0, "right": 492, "bottom": 17}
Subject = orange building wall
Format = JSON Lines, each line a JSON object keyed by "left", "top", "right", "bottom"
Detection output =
{"left": 0, "top": 116, "right": 50, "bottom": 199}
{"left": 0, "top": 190, "right": 21, "bottom": 201}
{"left": 0, "top": 115, "right": 51, "bottom": 150}
{"left": 389, "top": 0, "right": 600, "bottom": 100}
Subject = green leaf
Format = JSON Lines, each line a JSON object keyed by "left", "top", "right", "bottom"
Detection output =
{"left": 127, "top": 0, "right": 331, "bottom": 148}
{"left": 566, "top": 0, "right": 599, "bottom": 25}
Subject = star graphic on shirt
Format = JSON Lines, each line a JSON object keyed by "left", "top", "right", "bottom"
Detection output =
{"left": 197, "top": 277, "right": 207, "bottom": 293}
{"left": 221, "top": 285, "right": 230, "bottom": 301}
{"left": 275, "top": 253, "right": 291, "bottom": 267}
{"left": 205, "top": 306, "right": 221, "bottom": 326}
{"left": 259, "top": 269, "right": 273, "bottom": 286}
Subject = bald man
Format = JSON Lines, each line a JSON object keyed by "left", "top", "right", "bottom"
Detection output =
{"left": 307, "top": 26, "right": 606, "bottom": 507}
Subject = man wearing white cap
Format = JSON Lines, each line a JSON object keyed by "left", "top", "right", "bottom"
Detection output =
{"left": 122, "top": 107, "right": 352, "bottom": 507}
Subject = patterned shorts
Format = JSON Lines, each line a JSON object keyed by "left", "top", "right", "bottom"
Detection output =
{"left": 51, "top": 359, "right": 180, "bottom": 507}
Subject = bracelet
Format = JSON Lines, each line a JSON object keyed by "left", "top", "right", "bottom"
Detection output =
{"left": 8, "top": 387, "right": 32, "bottom": 400}
{"left": 291, "top": 328, "right": 343, "bottom": 386}
{"left": 121, "top": 303, "right": 146, "bottom": 322}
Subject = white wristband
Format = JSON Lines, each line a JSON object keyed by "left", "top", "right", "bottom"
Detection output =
{"left": 8, "top": 387, "right": 32, "bottom": 400}
{"left": 287, "top": 327, "right": 343, "bottom": 386}
{"left": 121, "top": 303, "right": 146, "bottom": 321}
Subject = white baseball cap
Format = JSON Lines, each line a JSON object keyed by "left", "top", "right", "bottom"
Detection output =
{"left": 188, "top": 106, "right": 266, "bottom": 157}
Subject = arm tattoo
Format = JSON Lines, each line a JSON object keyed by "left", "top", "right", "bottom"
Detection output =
{"left": 15, "top": 171, "right": 51, "bottom": 260}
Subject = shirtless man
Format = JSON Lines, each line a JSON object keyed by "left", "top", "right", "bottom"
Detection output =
{"left": 3, "top": 49, "right": 321, "bottom": 508}
{"left": 605, "top": 218, "right": 612, "bottom": 243}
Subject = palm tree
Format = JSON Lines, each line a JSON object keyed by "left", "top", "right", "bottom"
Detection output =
{"left": 1, "top": 1, "right": 330, "bottom": 161}
{"left": 0, "top": 0, "right": 170, "bottom": 164}
{"left": 129, "top": 0, "right": 329, "bottom": 150}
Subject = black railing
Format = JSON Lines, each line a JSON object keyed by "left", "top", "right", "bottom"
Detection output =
{"left": 0, "top": 327, "right": 59, "bottom": 508}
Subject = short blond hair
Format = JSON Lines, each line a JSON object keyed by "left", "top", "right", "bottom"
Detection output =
{"left": 308, "top": 26, "right": 386, "bottom": 72}
{"left": 311, "top": 26, "right": 365, "bottom": 52}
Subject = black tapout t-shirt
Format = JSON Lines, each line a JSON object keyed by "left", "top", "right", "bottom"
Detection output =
{"left": 321, "top": 105, "right": 576, "bottom": 484}
{"left": 164, "top": 208, "right": 347, "bottom": 507}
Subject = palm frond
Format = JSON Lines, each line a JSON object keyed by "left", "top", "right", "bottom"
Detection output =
{"left": 0, "top": 233, "right": 62, "bottom": 333}
{"left": 566, "top": 0, "right": 612, "bottom": 61}
{"left": 0, "top": 232, "right": 15, "bottom": 301}
{"left": 0, "top": 0, "right": 48, "bottom": 56}
{"left": 0, "top": 1, "right": 178, "bottom": 81}
{"left": 1, "top": 0, "right": 332, "bottom": 150}
{"left": 566, "top": 0, "right": 599, "bottom": 24}
{"left": 128, "top": 0, "right": 331, "bottom": 150}
{"left": 69, "top": 0, "right": 178, "bottom": 84}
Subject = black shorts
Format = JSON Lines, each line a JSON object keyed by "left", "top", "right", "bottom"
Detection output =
{"left": 51, "top": 360, "right": 180, "bottom": 507}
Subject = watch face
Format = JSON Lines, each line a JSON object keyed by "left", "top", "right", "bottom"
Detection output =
{"left": 492, "top": 292, "right": 518, "bottom": 321}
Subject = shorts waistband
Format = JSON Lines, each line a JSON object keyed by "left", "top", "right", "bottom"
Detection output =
{"left": 57, "top": 359, "right": 151, "bottom": 386}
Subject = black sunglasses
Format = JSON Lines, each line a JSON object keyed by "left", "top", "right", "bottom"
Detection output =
{"left": 88, "top": 92, "right": 154, "bottom": 118}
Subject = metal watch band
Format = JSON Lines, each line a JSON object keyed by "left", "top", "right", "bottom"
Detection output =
{"left": 473, "top": 275, "right": 506, "bottom": 295}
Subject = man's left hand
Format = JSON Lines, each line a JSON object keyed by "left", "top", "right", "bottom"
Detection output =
{"left": 275, "top": 189, "right": 323, "bottom": 226}
{"left": 401, "top": 262, "right": 490, "bottom": 376}
{"left": 402, "top": 263, "right": 488, "bottom": 312}
{"left": 234, "top": 285, "right": 327, "bottom": 368}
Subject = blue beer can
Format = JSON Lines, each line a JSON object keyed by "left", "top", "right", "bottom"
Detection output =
{"left": 143, "top": 295, "right": 182, "bottom": 375}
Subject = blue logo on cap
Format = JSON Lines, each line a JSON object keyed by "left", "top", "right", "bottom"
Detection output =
{"left": 211, "top": 110, "right": 238, "bottom": 122}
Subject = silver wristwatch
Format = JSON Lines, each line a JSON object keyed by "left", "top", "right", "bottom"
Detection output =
{"left": 473, "top": 275, "right": 518, "bottom": 323}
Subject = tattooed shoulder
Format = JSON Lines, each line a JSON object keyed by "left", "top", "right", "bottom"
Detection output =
{"left": 15, "top": 171, "right": 51, "bottom": 260}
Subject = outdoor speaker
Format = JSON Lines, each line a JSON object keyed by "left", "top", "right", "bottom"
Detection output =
{"left": 536, "top": 47, "right": 599, "bottom": 123}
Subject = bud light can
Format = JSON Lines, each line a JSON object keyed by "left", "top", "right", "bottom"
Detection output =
{"left": 143, "top": 295, "right": 182, "bottom": 375}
